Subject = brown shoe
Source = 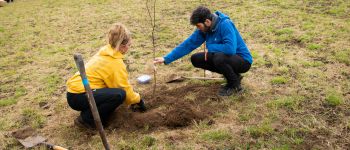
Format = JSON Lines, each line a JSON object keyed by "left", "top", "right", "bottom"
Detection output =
{"left": 74, "top": 116, "right": 95, "bottom": 130}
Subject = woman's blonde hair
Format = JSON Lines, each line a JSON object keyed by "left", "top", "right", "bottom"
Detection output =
{"left": 108, "top": 23, "right": 131, "bottom": 50}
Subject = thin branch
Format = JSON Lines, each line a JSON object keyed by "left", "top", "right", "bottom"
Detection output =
{"left": 146, "top": 0, "right": 157, "bottom": 98}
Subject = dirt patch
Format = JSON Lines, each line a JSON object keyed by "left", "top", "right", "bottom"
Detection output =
{"left": 108, "top": 83, "right": 224, "bottom": 131}
{"left": 11, "top": 127, "right": 36, "bottom": 139}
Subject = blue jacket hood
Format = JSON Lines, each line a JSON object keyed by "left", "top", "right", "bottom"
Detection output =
{"left": 211, "top": 11, "right": 230, "bottom": 32}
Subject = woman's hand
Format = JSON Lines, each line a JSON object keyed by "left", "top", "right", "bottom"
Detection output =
{"left": 153, "top": 57, "right": 165, "bottom": 64}
{"left": 130, "top": 99, "right": 146, "bottom": 112}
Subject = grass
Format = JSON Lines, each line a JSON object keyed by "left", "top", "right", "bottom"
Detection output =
{"left": 201, "top": 130, "right": 232, "bottom": 141}
{"left": 0, "top": 98, "right": 17, "bottom": 107}
{"left": 325, "top": 91, "right": 344, "bottom": 106}
{"left": 238, "top": 114, "right": 251, "bottom": 122}
{"left": 334, "top": 49, "right": 350, "bottom": 65}
{"left": 1, "top": 0, "right": 350, "bottom": 149}
{"left": 43, "top": 74, "right": 62, "bottom": 95}
{"left": 267, "top": 96, "right": 305, "bottom": 111}
{"left": 301, "top": 60, "right": 325, "bottom": 67}
{"left": 141, "top": 136, "right": 157, "bottom": 147}
{"left": 0, "top": 86, "right": 26, "bottom": 107}
{"left": 275, "top": 66, "right": 289, "bottom": 74}
{"left": 246, "top": 123, "right": 274, "bottom": 138}
{"left": 271, "top": 76, "right": 289, "bottom": 84}
{"left": 283, "top": 128, "right": 306, "bottom": 145}
{"left": 307, "top": 43, "right": 322, "bottom": 51}
{"left": 21, "top": 108, "right": 46, "bottom": 128}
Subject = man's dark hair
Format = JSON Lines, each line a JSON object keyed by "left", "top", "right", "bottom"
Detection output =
{"left": 190, "top": 6, "right": 212, "bottom": 25}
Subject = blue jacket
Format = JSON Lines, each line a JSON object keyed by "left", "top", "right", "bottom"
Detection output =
{"left": 164, "top": 11, "right": 253, "bottom": 64}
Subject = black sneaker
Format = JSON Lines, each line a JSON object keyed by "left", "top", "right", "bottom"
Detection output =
{"left": 218, "top": 85, "right": 242, "bottom": 96}
{"left": 74, "top": 116, "right": 95, "bottom": 130}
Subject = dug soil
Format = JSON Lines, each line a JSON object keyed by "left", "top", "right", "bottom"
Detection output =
{"left": 108, "top": 83, "right": 227, "bottom": 131}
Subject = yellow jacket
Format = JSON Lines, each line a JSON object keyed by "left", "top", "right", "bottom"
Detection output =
{"left": 66, "top": 44, "right": 140, "bottom": 105}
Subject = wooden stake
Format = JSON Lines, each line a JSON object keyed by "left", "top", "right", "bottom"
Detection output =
{"left": 73, "top": 54, "right": 110, "bottom": 150}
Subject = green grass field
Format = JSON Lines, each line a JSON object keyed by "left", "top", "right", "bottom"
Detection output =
{"left": 1, "top": 0, "right": 349, "bottom": 149}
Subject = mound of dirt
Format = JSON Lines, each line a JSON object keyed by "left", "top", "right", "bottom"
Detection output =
{"left": 108, "top": 83, "right": 225, "bottom": 131}
{"left": 164, "top": 104, "right": 205, "bottom": 128}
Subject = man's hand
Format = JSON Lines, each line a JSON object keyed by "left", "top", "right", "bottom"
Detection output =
{"left": 154, "top": 57, "right": 165, "bottom": 64}
{"left": 130, "top": 99, "right": 147, "bottom": 112}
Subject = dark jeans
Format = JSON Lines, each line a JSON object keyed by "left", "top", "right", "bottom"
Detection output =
{"left": 191, "top": 52, "right": 251, "bottom": 88}
{"left": 67, "top": 88, "right": 126, "bottom": 127}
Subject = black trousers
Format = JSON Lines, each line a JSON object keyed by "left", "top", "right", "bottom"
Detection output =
{"left": 191, "top": 52, "right": 251, "bottom": 88}
{"left": 67, "top": 88, "right": 126, "bottom": 126}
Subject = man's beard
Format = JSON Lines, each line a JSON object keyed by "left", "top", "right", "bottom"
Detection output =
{"left": 202, "top": 24, "right": 210, "bottom": 33}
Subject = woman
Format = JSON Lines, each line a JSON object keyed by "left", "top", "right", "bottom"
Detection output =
{"left": 66, "top": 23, "right": 146, "bottom": 129}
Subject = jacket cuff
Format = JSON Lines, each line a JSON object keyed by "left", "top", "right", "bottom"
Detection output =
{"left": 126, "top": 93, "right": 141, "bottom": 105}
{"left": 163, "top": 57, "right": 171, "bottom": 65}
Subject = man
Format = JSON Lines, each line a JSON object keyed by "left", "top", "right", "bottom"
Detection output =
{"left": 154, "top": 6, "right": 253, "bottom": 96}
